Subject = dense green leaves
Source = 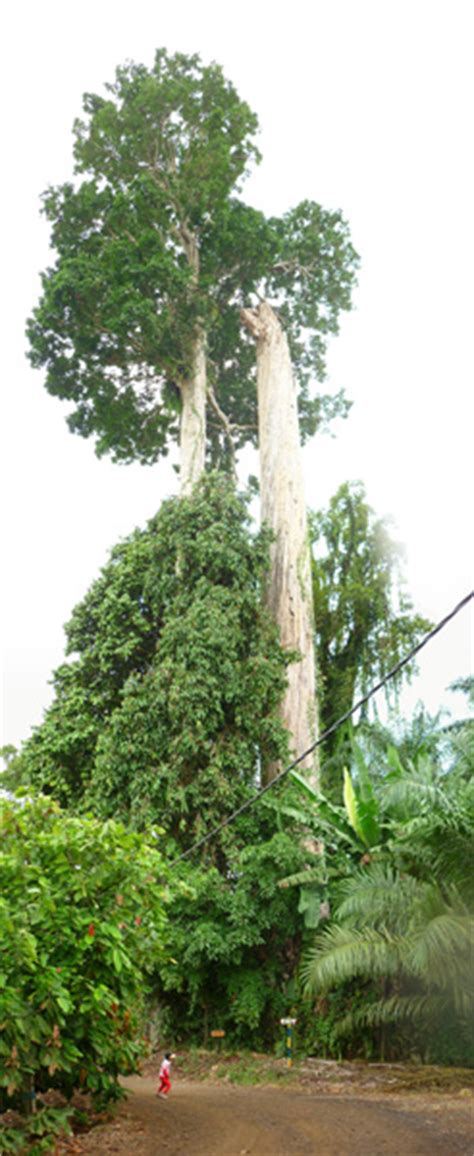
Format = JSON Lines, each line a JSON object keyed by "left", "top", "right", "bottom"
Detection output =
{"left": 27, "top": 49, "right": 358, "bottom": 469}
{"left": 19, "top": 476, "right": 290, "bottom": 851}
{"left": 27, "top": 50, "right": 260, "bottom": 464}
{"left": 301, "top": 734, "right": 474, "bottom": 1062}
{"left": 268, "top": 200, "right": 357, "bottom": 388}
{"left": 311, "top": 482, "right": 431, "bottom": 785}
{"left": 0, "top": 795, "right": 169, "bottom": 1109}
{"left": 158, "top": 832, "right": 309, "bottom": 1042}
{"left": 13, "top": 476, "right": 320, "bottom": 1048}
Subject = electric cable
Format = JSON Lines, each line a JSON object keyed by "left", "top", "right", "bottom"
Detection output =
{"left": 171, "top": 589, "right": 473, "bottom": 866}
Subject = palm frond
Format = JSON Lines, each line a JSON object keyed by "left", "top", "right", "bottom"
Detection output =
{"left": 409, "top": 910, "right": 474, "bottom": 996}
{"left": 302, "top": 924, "right": 402, "bottom": 994}
{"left": 278, "top": 865, "right": 327, "bottom": 889}
{"left": 336, "top": 863, "right": 421, "bottom": 934}
{"left": 336, "top": 991, "right": 444, "bottom": 1034}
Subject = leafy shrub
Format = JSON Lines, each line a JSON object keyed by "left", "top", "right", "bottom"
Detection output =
{"left": 0, "top": 1105, "right": 72, "bottom": 1155}
{"left": 0, "top": 795, "right": 169, "bottom": 1110}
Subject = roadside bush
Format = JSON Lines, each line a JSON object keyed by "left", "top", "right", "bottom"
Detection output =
{"left": 0, "top": 1104, "right": 71, "bottom": 1155}
{"left": 0, "top": 794, "right": 170, "bottom": 1114}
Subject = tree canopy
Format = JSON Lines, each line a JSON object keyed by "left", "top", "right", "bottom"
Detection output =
{"left": 27, "top": 49, "right": 358, "bottom": 473}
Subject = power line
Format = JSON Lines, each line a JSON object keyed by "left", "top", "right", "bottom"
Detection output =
{"left": 171, "top": 590, "right": 473, "bottom": 866}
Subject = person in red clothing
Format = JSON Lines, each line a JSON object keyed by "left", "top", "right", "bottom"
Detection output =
{"left": 156, "top": 1051, "right": 175, "bottom": 1098}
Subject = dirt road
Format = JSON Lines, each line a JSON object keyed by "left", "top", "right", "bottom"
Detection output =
{"left": 77, "top": 1076, "right": 474, "bottom": 1155}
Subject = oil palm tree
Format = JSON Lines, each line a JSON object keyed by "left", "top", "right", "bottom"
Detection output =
{"left": 300, "top": 740, "right": 474, "bottom": 1057}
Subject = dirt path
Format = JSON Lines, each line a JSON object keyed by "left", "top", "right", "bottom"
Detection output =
{"left": 76, "top": 1076, "right": 474, "bottom": 1155}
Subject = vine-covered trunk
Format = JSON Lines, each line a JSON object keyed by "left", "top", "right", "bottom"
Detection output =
{"left": 242, "top": 301, "right": 319, "bottom": 787}
{"left": 180, "top": 329, "right": 207, "bottom": 495}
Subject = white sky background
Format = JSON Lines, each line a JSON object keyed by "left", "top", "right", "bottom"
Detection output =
{"left": 1, "top": 0, "right": 472, "bottom": 750}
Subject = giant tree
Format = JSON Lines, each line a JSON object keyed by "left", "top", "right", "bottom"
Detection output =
{"left": 27, "top": 56, "right": 355, "bottom": 483}
{"left": 237, "top": 201, "right": 358, "bottom": 785}
{"left": 27, "top": 50, "right": 358, "bottom": 780}
{"left": 27, "top": 50, "right": 260, "bottom": 493}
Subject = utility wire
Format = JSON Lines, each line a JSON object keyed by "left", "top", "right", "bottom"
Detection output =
{"left": 171, "top": 590, "right": 473, "bottom": 866}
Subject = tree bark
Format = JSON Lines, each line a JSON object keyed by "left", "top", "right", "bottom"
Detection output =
{"left": 242, "top": 301, "right": 319, "bottom": 787}
{"left": 178, "top": 224, "right": 207, "bottom": 496}
{"left": 180, "top": 328, "right": 207, "bottom": 496}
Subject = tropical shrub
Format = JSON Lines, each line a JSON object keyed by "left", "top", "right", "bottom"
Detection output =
{"left": 0, "top": 795, "right": 169, "bottom": 1112}
{"left": 0, "top": 1102, "right": 73, "bottom": 1155}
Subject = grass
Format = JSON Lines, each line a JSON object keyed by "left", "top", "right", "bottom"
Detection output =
{"left": 144, "top": 1049, "right": 474, "bottom": 1095}
{"left": 152, "top": 1048, "right": 299, "bottom": 1086}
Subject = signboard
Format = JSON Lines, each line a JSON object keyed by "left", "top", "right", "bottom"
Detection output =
{"left": 210, "top": 1030, "right": 226, "bottom": 1038}
{"left": 280, "top": 1018, "right": 297, "bottom": 1026}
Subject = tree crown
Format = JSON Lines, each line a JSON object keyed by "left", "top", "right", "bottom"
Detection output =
{"left": 27, "top": 50, "right": 358, "bottom": 467}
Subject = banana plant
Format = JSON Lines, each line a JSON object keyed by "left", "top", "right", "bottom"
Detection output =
{"left": 272, "top": 749, "right": 385, "bottom": 929}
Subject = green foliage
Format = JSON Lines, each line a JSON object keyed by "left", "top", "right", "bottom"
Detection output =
{"left": 273, "top": 702, "right": 474, "bottom": 1063}
{"left": 0, "top": 1104, "right": 72, "bottom": 1155}
{"left": 204, "top": 196, "right": 357, "bottom": 464}
{"left": 27, "top": 49, "right": 259, "bottom": 465}
{"left": 158, "top": 831, "right": 309, "bottom": 1046}
{"left": 0, "top": 795, "right": 169, "bottom": 1109}
{"left": 16, "top": 475, "right": 325, "bottom": 1047}
{"left": 27, "top": 49, "right": 358, "bottom": 469}
{"left": 294, "top": 982, "right": 379, "bottom": 1060}
{"left": 0, "top": 746, "right": 30, "bottom": 793}
{"left": 311, "top": 482, "right": 430, "bottom": 790}
{"left": 20, "top": 476, "right": 289, "bottom": 855}
{"left": 342, "top": 763, "right": 381, "bottom": 849}
{"left": 301, "top": 737, "right": 474, "bottom": 1063}
{"left": 267, "top": 200, "right": 357, "bottom": 390}
{"left": 275, "top": 755, "right": 385, "bottom": 955}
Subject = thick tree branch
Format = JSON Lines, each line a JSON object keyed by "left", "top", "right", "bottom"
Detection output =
{"left": 207, "top": 385, "right": 237, "bottom": 475}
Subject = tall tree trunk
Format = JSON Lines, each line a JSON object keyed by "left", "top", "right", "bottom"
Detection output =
{"left": 179, "top": 225, "right": 207, "bottom": 496}
{"left": 242, "top": 301, "right": 319, "bottom": 787}
{"left": 180, "top": 328, "right": 207, "bottom": 495}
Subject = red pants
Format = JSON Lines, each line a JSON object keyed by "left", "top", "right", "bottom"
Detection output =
{"left": 158, "top": 1073, "right": 171, "bottom": 1095}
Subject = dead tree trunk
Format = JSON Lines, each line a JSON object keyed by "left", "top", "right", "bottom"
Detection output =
{"left": 242, "top": 301, "right": 319, "bottom": 787}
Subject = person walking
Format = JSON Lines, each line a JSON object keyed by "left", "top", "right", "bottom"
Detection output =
{"left": 156, "top": 1051, "right": 175, "bottom": 1098}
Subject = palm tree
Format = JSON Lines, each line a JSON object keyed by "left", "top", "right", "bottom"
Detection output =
{"left": 300, "top": 737, "right": 474, "bottom": 1060}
